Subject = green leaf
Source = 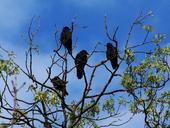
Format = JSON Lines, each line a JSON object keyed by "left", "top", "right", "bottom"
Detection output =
{"left": 152, "top": 33, "right": 166, "bottom": 44}
{"left": 142, "top": 25, "right": 153, "bottom": 32}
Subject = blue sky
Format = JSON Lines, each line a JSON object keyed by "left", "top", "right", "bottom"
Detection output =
{"left": 0, "top": 0, "right": 170, "bottom": 127}
{"left": 0, "top": 0, "right": 170, "bottom": 52}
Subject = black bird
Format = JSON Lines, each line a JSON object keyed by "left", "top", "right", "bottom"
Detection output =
{"left": 106, "top": 43, "right": 118, "bottom": 69}
{"left": 60, "top": 26, "right": 72, "bottom": 54}
{"left": 51, "top": 76, "right": 68, "bottom": 96}
{"left": 75, "top": 50, "right": 88, "bottom": 79}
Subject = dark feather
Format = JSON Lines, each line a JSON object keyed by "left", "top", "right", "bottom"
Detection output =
{"left": 75, "top": 50, "right": 88, "bottom": 79}
{"left": 60, "top": 26, "right": 72, "bottom": 54}
{"left": 106, "top": 43, "right": 118, "bottom": 69}
{"left": 51, "top": 76, "right": 68, "bottom": 96}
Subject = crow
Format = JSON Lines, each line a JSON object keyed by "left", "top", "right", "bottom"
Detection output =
{"left": 106, "top": 43, "right": 118, "bottom": 69}
{"left": 51, "top": 76, "right": 68, "bottom": 96}
{"left": 60, "top": 26, "right": 72, "bottom": 54}
{"left": 75, "top": 50, "right": 88, "bottom": 79}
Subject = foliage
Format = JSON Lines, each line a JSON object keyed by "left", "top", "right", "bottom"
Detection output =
{"left": 0, "top": 11, "right": 169, "bottom": 128}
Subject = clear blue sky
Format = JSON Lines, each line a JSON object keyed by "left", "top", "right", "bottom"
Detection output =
{"left": 0, "top": 0, "right": 170, "bottom": 127}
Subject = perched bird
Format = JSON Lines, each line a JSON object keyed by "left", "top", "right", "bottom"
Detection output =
{"left": 75, "top": 50, "right": 88, "bottom": 79}
{"left": 106, "top": 43, "right": 118, "bottom": 69}
{"left": 60, "top": 26, "right": 72, "bottom": 54}
{"left": 51, "top": 76, "right": 68, "bottom": 96}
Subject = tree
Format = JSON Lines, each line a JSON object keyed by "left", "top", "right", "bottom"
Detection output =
{"left": 0, "top": 11, "right": 169, "bottom": 128}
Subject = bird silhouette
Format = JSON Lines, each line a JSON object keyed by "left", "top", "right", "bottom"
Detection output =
{"left": 106, "top": 43, "right": 118, "bottom": 69}
{"left": 51, "top": 76, "right": 68, "bottom": 96}
{"left": 75, "top": 50, "right": 88, "bottom": 79}
{"left": 60, "top": 26, "right": 72, "bottom": 54}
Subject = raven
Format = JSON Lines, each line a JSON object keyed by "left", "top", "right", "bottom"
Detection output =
{"left": 51, "top": 76, "right": 68, "bottom": 96}
{"left": 75, "top": 50, "right": 88, "bottom": 79}
{"left": 106, "top": 43, "right": 118, "bottom": 69}
{"left": 60, "top": 26, "right": 72, "bottom": 54}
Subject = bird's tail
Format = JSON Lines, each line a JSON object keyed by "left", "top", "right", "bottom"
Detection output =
{"left": 111, "top": 59, "right": 119, "bottom": 69}
{"left": 67, "top": 38, "right": 72, "bottom": 55}
{"left": 64, "top": 89, "right": 69, "bottom": 96}
{"left": 77, "top": 69, "right": 83, "bottom": 79}
{"left": 68, "top": 48, "right": 72, "bottom": 55}
{"left": 69, "top": 52, "right": 75, "bottom": 60}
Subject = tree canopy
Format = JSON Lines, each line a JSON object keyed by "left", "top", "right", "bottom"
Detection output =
{"left": 0, "top": 11, "right": 169, "bottom": 128}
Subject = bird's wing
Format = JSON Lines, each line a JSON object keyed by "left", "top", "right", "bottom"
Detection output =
{"left": 75, "top": 53, "right": 81, "bottom": 65}
{"left": 107, "top": 47, "right": 117, "bottom": 59}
